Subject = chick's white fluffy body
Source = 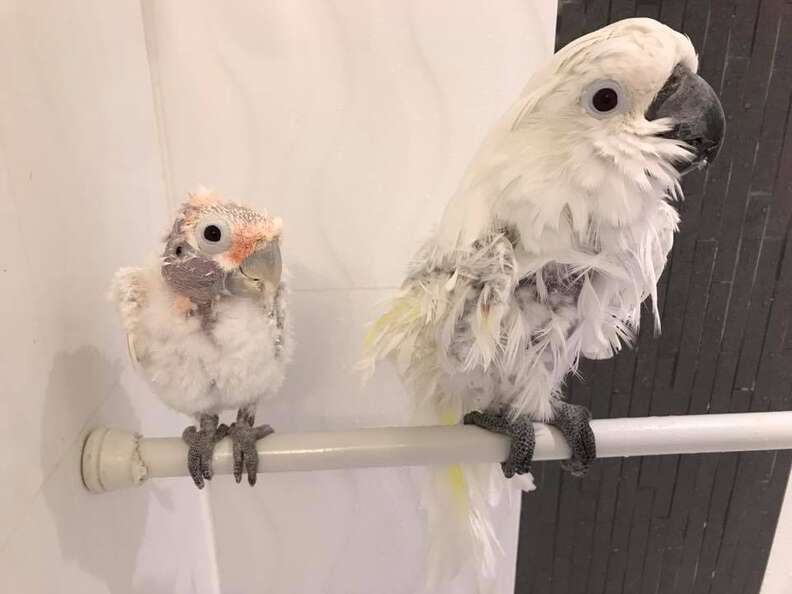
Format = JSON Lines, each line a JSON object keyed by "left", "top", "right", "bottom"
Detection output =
{"left": 111, "top": 192, "right": 292, "bottom": 420}
{"left": 113, "top": 265, "right": 290, "bottom": 416}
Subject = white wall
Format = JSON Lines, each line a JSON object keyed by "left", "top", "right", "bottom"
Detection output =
{"left": 763, "top": 477, "right": 792, "bottom": 594}
{"left": 0, "top": 1, "right": 558, "bottom": 593}
{"left": 0, "top": 2, "right": 216, "bottom": 593}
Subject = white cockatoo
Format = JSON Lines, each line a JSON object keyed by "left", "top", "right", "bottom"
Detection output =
{"left": 112, "top": 190, "right": 291, "bottom": 488}
{"left": 363, "top": 18, "right": 724, "bottom": 587}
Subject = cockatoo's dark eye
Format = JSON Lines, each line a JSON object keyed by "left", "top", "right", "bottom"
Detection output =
{"left": 582, "top": 79, "right": 629, "bottom": 118}
{"left": 196, "top": 218, "right": 232, "bottom": 254}
{"left": 203, "top": 225, "right": 222, "bottom": 242}
{"left": 592, "top": 88, "right": 618, "bottom": 112}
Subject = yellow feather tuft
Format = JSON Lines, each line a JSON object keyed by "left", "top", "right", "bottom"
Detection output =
{"left": 439, "top": 408, "right": 458, "bottom": 426}
{"left": 447, "top": 464, "right": 468, "bottom": 511}
{"left": 362, "top": 293, "right": 422, "bottom": 353}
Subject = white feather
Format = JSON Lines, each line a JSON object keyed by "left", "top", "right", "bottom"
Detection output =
{"left": 363, "top": 17, "right": 698, "bottom": 591}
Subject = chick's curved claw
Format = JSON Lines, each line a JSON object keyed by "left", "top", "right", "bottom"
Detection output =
{"left": 182, "top": 414, "right": 227, "bottom": 489}
{"left": 227, "top": 405, "right": 274, "bottom": 486}
{"left": 228, "top": 422, "right": 274, "bottom": 485}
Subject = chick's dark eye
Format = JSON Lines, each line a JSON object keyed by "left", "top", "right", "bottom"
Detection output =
{"left": 592, "top": 87, "right": 619, "bottom": 112}
{"left": 203, "top": 225, "right": 222, "bottom": 242}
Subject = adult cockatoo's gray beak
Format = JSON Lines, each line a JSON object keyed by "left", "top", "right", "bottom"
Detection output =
{"left": 646, "top": 63, "right": 726, "bottom": 174}
{"left": 227, "top": 240, "right": 282, "bottom": 296}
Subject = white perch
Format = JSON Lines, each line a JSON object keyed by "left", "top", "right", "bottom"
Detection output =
{"left": 82, "top": 411, "right": 792, "bottom": 493}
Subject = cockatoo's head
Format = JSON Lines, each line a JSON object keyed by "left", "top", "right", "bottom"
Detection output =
{"left": 515, "top": 17, "right": 724, "bottom": 192}
{"left": 161, "top": 191, "right": 283, "bottom": 303}
{"left": 440, "top": 19, "right": 726, "bottom": 249}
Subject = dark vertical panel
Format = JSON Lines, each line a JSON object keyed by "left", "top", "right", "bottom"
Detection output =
{"left": 516, "top": 2, "right": 792, "bottom": 593}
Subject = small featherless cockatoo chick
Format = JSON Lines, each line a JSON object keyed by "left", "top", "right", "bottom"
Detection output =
{"left": 112, "top": 190, "right": 291, "bottom": 488}
{"left": 363, "top": 18, "right": 724, "bottom": 586}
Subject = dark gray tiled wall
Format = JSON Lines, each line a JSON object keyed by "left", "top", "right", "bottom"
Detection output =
{"left": 516, "top": 2, "right": 792, "bottom": 593}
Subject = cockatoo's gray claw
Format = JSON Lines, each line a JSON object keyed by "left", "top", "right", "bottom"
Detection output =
{"left": 228, "top": 422, "right": 274, "bottom": 486}
{"left": 550, "top": 402, "right": 596, "bottom": 477}
{"left": 464, "top": 410, "right": 535, "bottom": 478}
{"left": 182, "top": 414, "right": 225, "bottom": 489}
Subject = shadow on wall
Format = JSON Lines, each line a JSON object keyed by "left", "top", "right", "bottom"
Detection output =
{"left": 40, "top": 347, "right": 161, "bottom": 594}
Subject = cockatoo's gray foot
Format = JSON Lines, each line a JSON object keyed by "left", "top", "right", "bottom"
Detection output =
{"left": 183, "top": 414, "right": 227, "bottom": 489}
{"left": 463, "top": 410, "right": 535, "bottom": 478}
{"left": 549, "top": 402, "right": 596, "bottom": 477}
{"left": 227, "top": 406, "right": 274, "bottom": 486}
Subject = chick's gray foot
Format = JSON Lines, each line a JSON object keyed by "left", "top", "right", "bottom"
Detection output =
{"left": 228, "top": 407, "right": 273, "bottom": 486}
{"left": 182, "top": 414, "right": 227, "bottom": 489}
{"left": 550, "top": 402, "right": 596, "bottom": 477}
{"left": 464, "top": 410, "right": 535, "bottom": 478}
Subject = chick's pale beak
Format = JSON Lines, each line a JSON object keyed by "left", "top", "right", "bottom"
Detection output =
{"left": 240, "top": 240, "right": 282, "bottom": 287}
{"left": 646, "top": 63, "right": 726, "bottom": 174}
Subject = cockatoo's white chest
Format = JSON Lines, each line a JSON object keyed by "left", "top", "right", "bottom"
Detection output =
{"left": 131, "top": 269, "right": 289, "bottom": 417}
{"left": 437, "top": 194, "right": 679, "bottom": 421}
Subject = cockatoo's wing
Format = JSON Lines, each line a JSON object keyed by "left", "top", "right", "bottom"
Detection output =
{"left": 362, "top": 231, "right": 523, "bottom": 587}
{"left": 362, "top": 229, "right": 519, "bottom": 417}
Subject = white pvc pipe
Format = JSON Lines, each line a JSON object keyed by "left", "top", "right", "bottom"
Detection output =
{"left": 81, "top": 412, "right": 792, "bottom": 493}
